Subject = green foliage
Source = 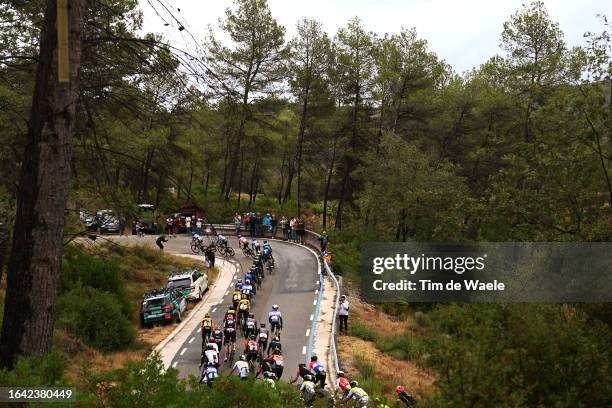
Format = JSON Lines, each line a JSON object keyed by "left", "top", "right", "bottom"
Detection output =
{"left": 57, "top": 286, "right": 135, "bottom": 352}
{"left": 348, "top": 321, "right": 378, "bottom": 341}
{"left": 421, "top": 304, "right": 612, "bottom": 407}
{"left": 60, "top": 245, "right": 131, "bottom": 317}
{"left": 85, "top": 355, "right": 304, "bottom": 407}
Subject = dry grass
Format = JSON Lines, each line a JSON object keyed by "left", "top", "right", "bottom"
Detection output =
{"left": 339, "top": 336, "right": 436, "bottom": 401}
{"left": 338, "top": 283, "right": 436, "bottom": 401}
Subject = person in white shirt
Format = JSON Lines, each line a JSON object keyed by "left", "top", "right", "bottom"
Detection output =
{"left": 231, "top": 355, "right": 250, "bottom": 380}
{"left": 338, "top": 295, "right": 349, "bottom": 334}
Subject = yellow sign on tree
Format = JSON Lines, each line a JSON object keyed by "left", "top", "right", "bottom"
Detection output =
{"left": 57, "top": 0, "right": 69, "bottom": 82}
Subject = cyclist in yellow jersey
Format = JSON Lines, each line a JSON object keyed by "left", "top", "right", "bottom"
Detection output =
{"left": 237, "top": 296, "right": 250, "bottom": 326}
{"left": 201, "top": 312, "right": 213, "bottom": 342}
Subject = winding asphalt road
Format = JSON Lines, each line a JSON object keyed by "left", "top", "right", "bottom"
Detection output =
{"left": 164, "top": 236, "right": 321, "bottom": 380}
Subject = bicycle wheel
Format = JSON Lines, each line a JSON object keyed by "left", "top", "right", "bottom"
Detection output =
{"left": 226, "top": 247, "right": 235, "bottom": 257}
{"left": 190, "top": 241, "right": 200, "bottom": 254}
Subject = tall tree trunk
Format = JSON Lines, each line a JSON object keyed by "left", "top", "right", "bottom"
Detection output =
{"left": 219, "top": 135, "right": 230, "bottom": 199}
{"left": 295, "top": 88, "right": 309, "bottom": 215}
{"left": 0, "top": 0, "right": 86, "bottom": 369}
{"left": 283, "top": 161, "right": 294, "bottom": 203}
{"left": 277, "top": 155, "right": 286, "bottom": 205}
{"left": 225, "top": 118, "right": 246, "bottom": 202}
{"left": 323, "top": 136, "right": 338, "bottom": 230}
{"left": 238, "top": 147, "right": 244, "bottom": 204}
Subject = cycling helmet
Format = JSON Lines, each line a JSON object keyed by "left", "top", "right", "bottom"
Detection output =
{"left": 250, "top": 334, "right": 256, "bottom": 340}
{"left": 310, "top": 355, "right": 318, "bottom": 362}
{"left": 237, "top": 278, "right": 242, "bottom": 283}
{"left": 273, "top": 336, "right": 280, "bottom": 342}
{"left": 248, "top": 313, "right": 254, "bottom": 318}
{"left": 337, "top": 370, "right": 345, "bottom": 377}
{"left": 350, "top": 381, "right": 358, "bottom": 387}
{"left": 239, "top": 355, "right": 246, "bottom": 361}
{"left": 396, "top": 385, "right": 406, "bottom": 394}
{"left": 207, "top": 344, "right": 214, "bottom": 350}
{"left": 272, "top": 347, "right": 281, "bottom": 355}
{"left": 260, "top": 322, "right": 266, "bottom": 327}
{"left": 241, "top": 294, "right": 247, "bottom": 299}
{"left": 272, "top": 304, "right": 278, "bottom": 310}
{"left": 204, "top": 312, "right": 210, "bottom": 318}
{"left": 303, "top": 374, "right": 313, "bottom": 381}
{"left": 245, "top": 279, "right": 251, "bottom": 284}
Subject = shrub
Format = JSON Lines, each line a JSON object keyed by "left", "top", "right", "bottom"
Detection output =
{"left": 377, "top": 332, "right": 427, "bottom": 361}
{"left": 86, "top": 355, "right": 305, "bottom": 407}
{"left": 57, "top": 287, "right": 135, "bottom": 352}
{"left": 0, "top": 352, "right": 66, "bottom": 387}
{"left": 60, "top": 246, "right": 131, "bottom": 317}
{"left": 348, "top": 322, "right": 378, "bottom": 341}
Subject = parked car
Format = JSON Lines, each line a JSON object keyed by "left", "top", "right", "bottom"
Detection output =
{"left": 96, "top": 210, "right": 120, "bottom": 234}
{"left": 139, "top": 288, "right": 187, "bottom": 328}
{"left": 137, "top": 203, "right": 158, "bottom": 234}
{"left": 79, "top": 210, "right": 97, "bottom": 231}
{"left": 167, "top": 268, "right": 209, "bottom": 302}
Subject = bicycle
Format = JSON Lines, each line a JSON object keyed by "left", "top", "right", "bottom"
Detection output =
{"left": 218, "top": 245, "right": 235, "bottom": 257}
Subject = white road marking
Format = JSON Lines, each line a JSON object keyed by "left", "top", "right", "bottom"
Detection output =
{"left": 212, "top": 307, "right": 217, "bottom": 313}
{"left": 316, "top": 280, "right": 319, "bottom": 285}
{"left": 310, "top": 314, "right": 314, "bottom": 321}
{"left": 189, "top": 337, "right": 195, "bottom": 344}
{"left": 180, "top": 348, "right": 187, "bottom": 356}
{"left": 197, "top": 327, "right": 201, "bottom": 333}
{"left": 315, "top": 289, "right": 318, "bottom": 294}
{"left": 313, "top": 299, "right": 317, "bottom": 306}
{"left": 172, "top": 361, "right": 178, "bottom": 368}
{"left": 224, "top": 290, "right": 229, "bottom": 296}
{"left": 302, "top": 346, "right": 306, "bottom": 355}
{"left": 306, "top": 329, "right": 310, "bottom": 337}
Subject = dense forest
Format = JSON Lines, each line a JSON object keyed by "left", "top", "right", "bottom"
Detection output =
{"left": 1, "top": 0, "right": 609, "bottom": 241}
{"left": 0, "top": 0, "right": 610, "bottom": 405}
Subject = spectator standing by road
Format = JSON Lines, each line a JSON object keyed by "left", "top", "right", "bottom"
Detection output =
{"left": 338, "top": 295, "right": 349, "bottom": 334}
{"left": 255, "top": 213, "right": 263, "bottom": 237}
{"left": 205, "top": 246, "right": 215, "bottom": 269}
{"left": 263, "top": 213, "right": 271, "bottom": 231}
{"left": 297, "top": 218, "right": 306, "bottom": 244}
{"left": 185, "top": 216, "right": 192, "bottom": 232}
{"left": 119, "top": 216, "right": 126, "bottom": 236}
{"left": 280, "top": 216, "right": 288, "bottom": 240}
{"left": 289, "top": 217, "right": 297, "bottom": 242}
{"left": 234, "top": 213, "right": 242, "bottom": 235}
{"left": 196, "top": 218, "right": 202, "bottom": 234}
{"left": 270, "top": 214, "right": 278, "bottom": 238}
{"left": 318, "top": 231, "right": 330, "bottom": 251}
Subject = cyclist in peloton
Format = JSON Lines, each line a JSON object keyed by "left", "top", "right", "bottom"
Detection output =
{"left": 230, "top": 355, "right": 250, "bottom": 380}
{"left": 267, "top": 335, "right": 282, "bottom": 357}
{"left": 269, "top": 347, "right": 284, "bottom": 379}
{"left": 232, "top": 287, "right": 242, "bottom": 310}
{"left": 251, "top": 238, "right": 261, "bottom": 254}
{"left": 237, "top": 294, "right": 251, "bottom": 326}
{"left": 244, "top": 334, "right": 259, "bottom": 368}
{"left": 200, "top": 342, "right": 219, "bottom": 368}
{"left": 244, "top": 313, "right": 258, "bottom": 338}
{"left": 255, "top": 355, "right": 274, "bottom": 379}
{"left": 241, "top": 278, "right": 255, "bottom": 298}
{"left": 257, "top": 322, "right": 269, "bottom": 353}
{"left": 216, "top": 234, "right": 228, "bottom": 248}
{"left": 223, "top": 313, "right": 237, "bottom": 362}
{"left": 262, "top": 240, "right": 272, "bottom": 260}
{"left": 342, "top": 381, "right": 370, "bottom": 408}
{"left": 209, "top": 326, "right": 224, "bottom": 353}
{"left": 234, "top": 278, "right": 243, "bottom": 290}
{"left": 200, "top": 312, "right": 213, "bottom": 342}
{"left": 238, "top": 235, "right": 249, "bottom": 251}
{"left": 200, "top": 362, "right": 219, "bottom": 387}
{"left": 268, "top": 304, "right": 283, "bottom": 336}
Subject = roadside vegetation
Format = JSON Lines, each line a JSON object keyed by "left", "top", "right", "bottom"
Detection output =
{"left": 0, "top": 242, "right": 221, "bottom": 394}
